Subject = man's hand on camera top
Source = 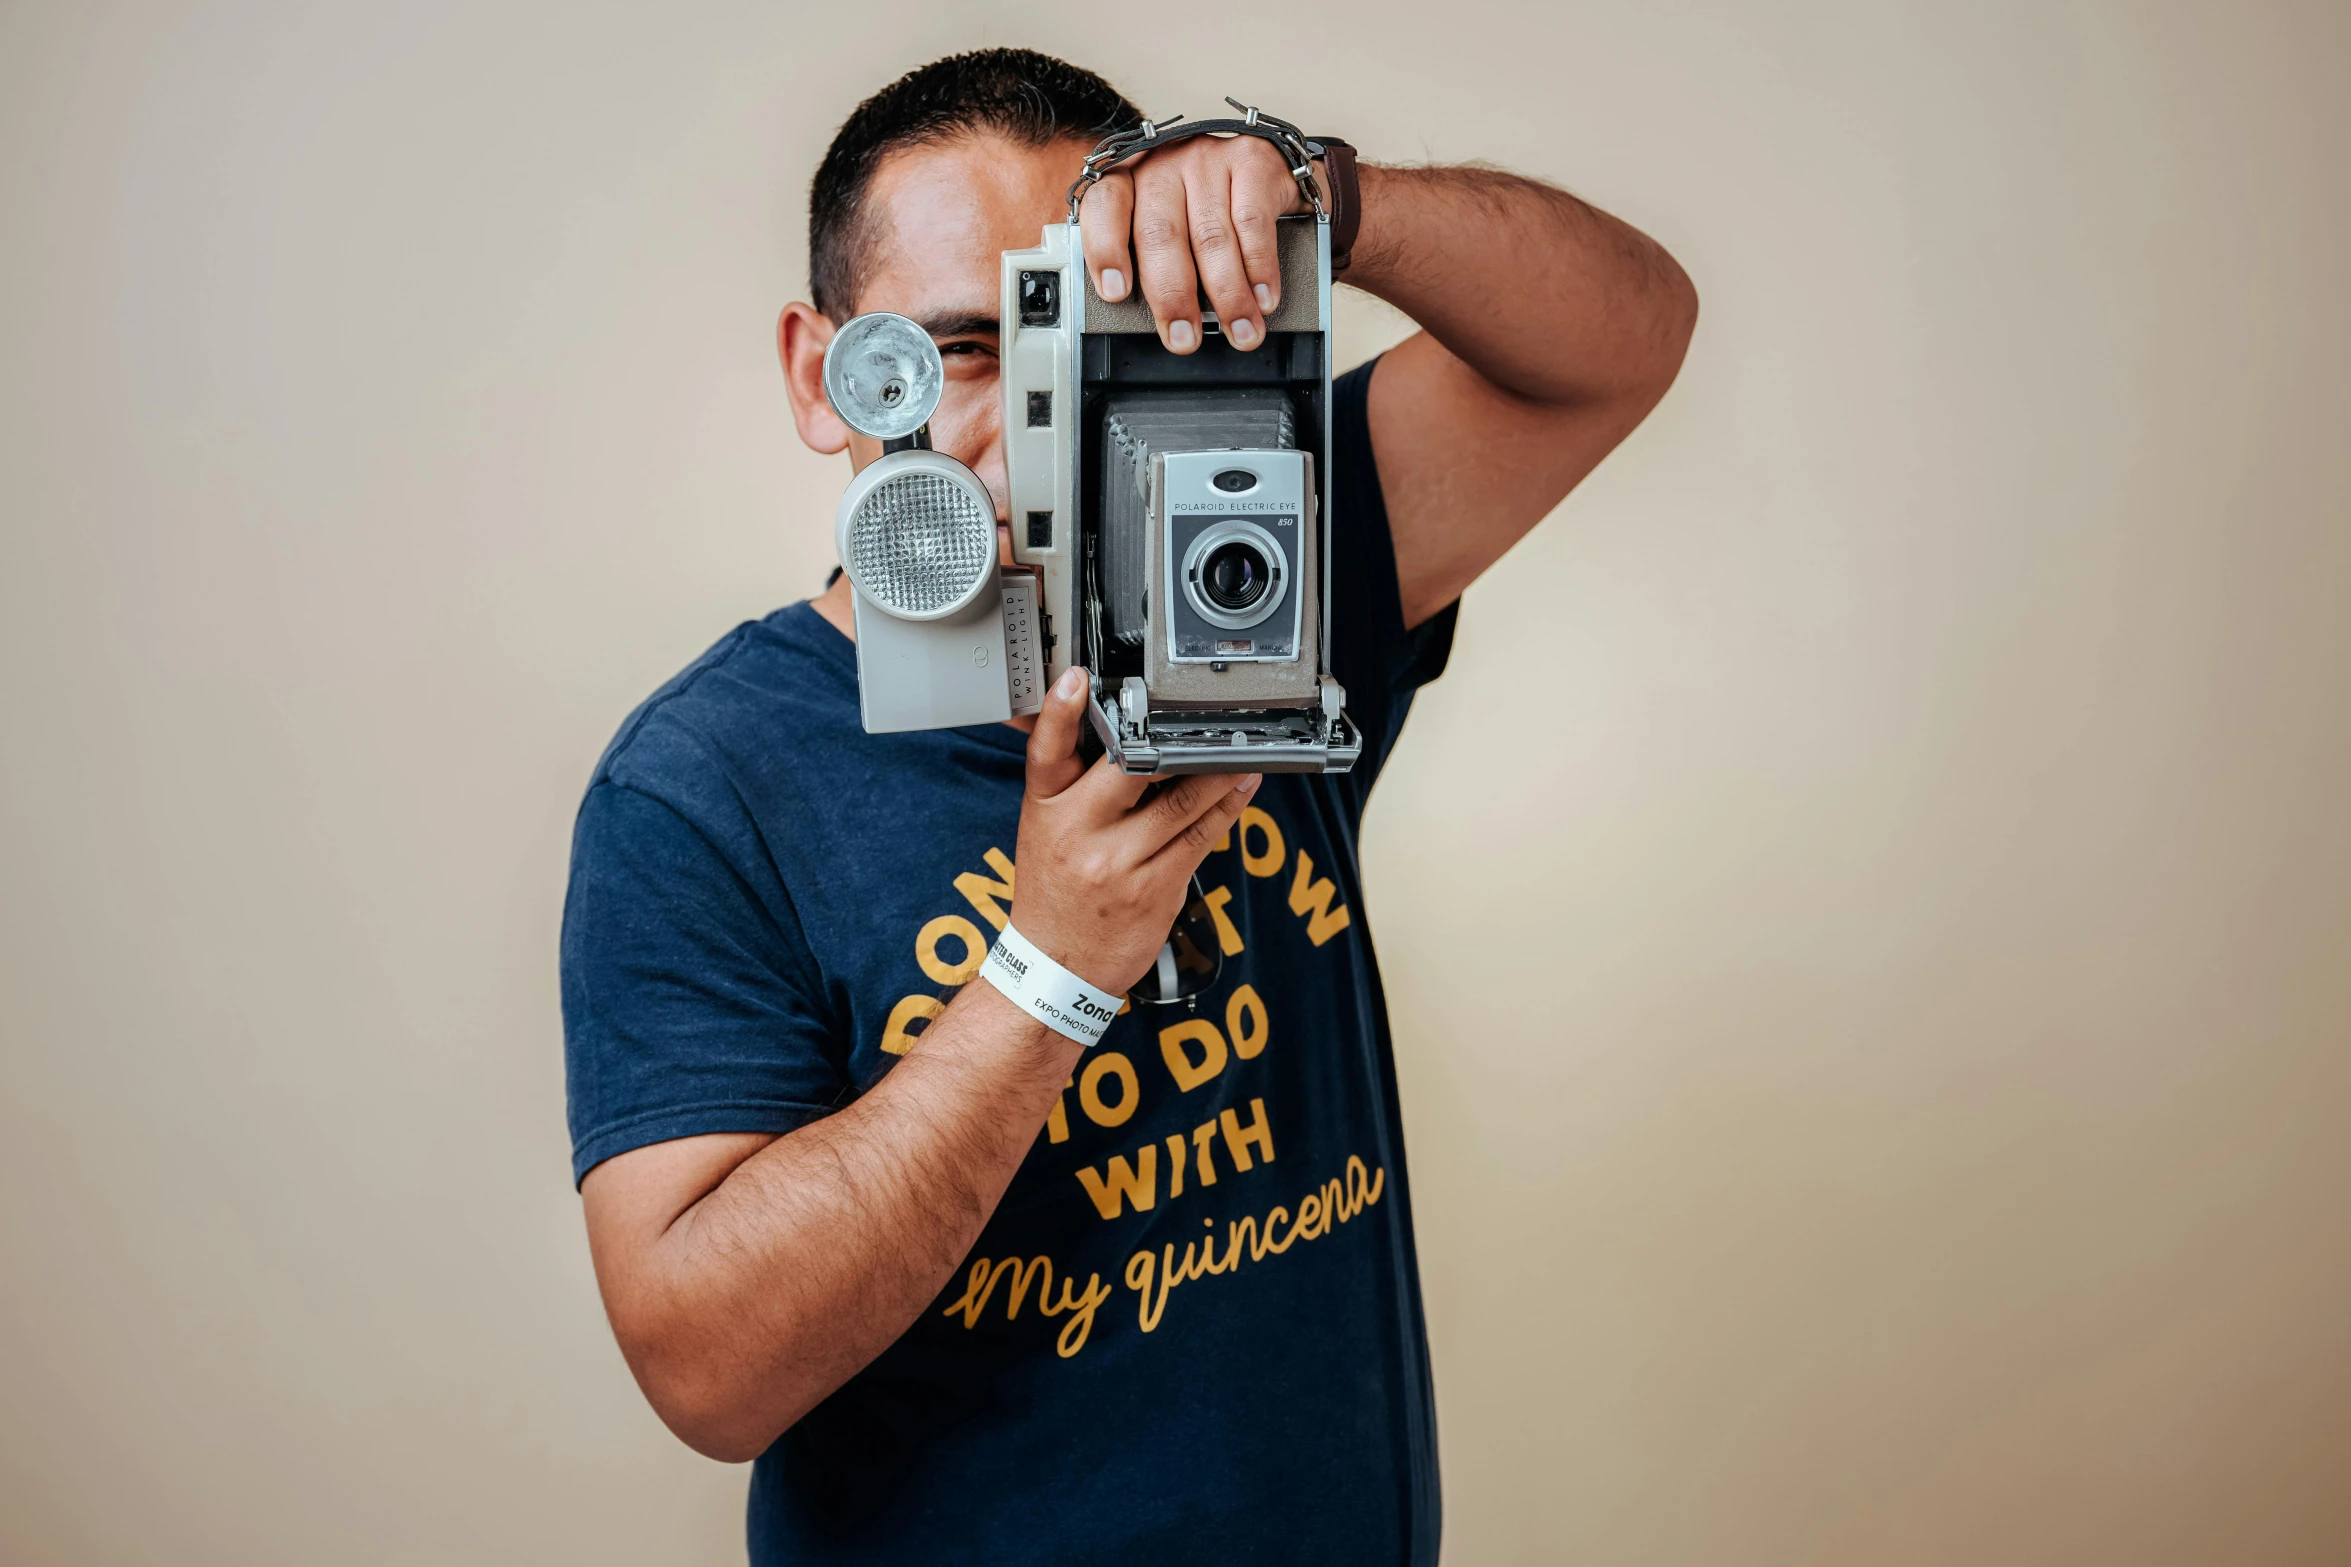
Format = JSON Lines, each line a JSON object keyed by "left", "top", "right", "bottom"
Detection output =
{"left": 1009, "top": 666, "right": 1260, "bottom": 995}
{"left": 1077, "top": 132, "right": 1303, "bottom": 359}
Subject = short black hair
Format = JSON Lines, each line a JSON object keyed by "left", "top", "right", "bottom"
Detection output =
{"left": 808, "top": 49, "right": 1140, "bottom": 321}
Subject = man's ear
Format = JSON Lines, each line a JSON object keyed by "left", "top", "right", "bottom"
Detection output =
{"left": 779, "top": 302, "right": 850, "bottom": 455}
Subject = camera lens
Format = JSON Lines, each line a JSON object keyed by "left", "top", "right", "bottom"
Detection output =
{"left": 1201, "top": 541, "right": 1269, "bottom": 611}
{"left": 1181, "top": 520, "right": 1287, "bottom": 632}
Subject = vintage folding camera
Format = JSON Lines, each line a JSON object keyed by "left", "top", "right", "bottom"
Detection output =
{"left": 823, "top": 127, "right": 1357, "bottom": 774}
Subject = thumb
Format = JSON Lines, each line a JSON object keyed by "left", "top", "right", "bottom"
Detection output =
{"left": 1025, "top": 666, "right": 1091, "bottom": 800}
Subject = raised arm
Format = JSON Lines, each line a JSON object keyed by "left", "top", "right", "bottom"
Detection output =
{"left": 1078, "top": 141, "right": 1697, "bottom": 629}
{"left": 580, "top": 673, "right": 1257, "bottom": 1462}
{"left": 1347, "top": 165, "right": 1697, "bottom": 626}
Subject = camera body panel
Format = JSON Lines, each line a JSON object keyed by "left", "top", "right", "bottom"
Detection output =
{"left": 1000, "top": 213, "right": 1359, "bottom": 774}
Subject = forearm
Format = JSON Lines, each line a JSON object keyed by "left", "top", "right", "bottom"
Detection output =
{"left": 1345, "top": 162, "right": 1698, "bottom": 409}
{"left": 581, "top": 673, "right": 1255, "bottom": 1464}
{"left": 612, "top": 980, "right": 1080, "bottom": 1460}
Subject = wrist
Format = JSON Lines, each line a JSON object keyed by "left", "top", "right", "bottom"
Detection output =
{"left": 1314, "top": 139, "right": 1362, "bottom": 272}
{"left": 954, "top": 973, "right": 1079, "bottom": 1060}
{"left": 1335, "top": 162, "right": 1400, "bottom": 291}
{"left": 978, "top": 923, "right": 1124, "bottom": 1048}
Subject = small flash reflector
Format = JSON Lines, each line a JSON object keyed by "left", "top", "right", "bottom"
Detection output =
{"left": 823, "top": 312, "right": 943, "bottom": 441}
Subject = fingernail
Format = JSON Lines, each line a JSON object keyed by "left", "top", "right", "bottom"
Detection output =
{"left": 1230, "top": 317, "right": 1260, "bottom": 349}
{"left": 1255, "top": 283, "right": 1273, "bottom": 311}
{"left": 1241, "top": 773, "right": 1262, "bottom": 792}
{"left": 1101, "top": 268, "right": 1126, "bottom": 301}
{"left": 1055, "top": 667, "right": 1085, "bottom": 699}
{"left": 1169, "top": 319, "right": 1197, "bottom": 351}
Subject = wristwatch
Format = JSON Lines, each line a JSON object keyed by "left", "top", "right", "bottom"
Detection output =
{"left": 1314, "top": 137, "right": 1361, "bottom": 272}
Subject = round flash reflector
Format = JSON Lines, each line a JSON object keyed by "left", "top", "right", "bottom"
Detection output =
{"left": 823, "top": 312, "right": 943, "bottom": 441}
{"left": 838, "top": 454, "right": 997, "bottom": 620}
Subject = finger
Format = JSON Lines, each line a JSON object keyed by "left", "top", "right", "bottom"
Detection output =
{"left": 1121, "top": 770, "right": 1251, "bottom": 859}
{"left": 1131, "top": 159, "right": 1202, "bottom": 354}
{"left": 1078, "top": 171, "right": 1136, "bottom": 303}
{"left": 1145, "top": 774, "right": 1263, "bottom": 874}
{"left": 1024, "top": 667, "right": 1092, "bottom": 801}
{"left": 1229, "top": 145, "right": 1294, "bottom": 319}
{"left": 1184, "top": 163, "right": 1264, "bottom": 352}
{"left": 1067, "top": 749, "right": 1155, "bottom": 822}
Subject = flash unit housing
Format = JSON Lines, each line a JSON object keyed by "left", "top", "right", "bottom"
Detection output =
{"left": 823, "top": 326, "right": 1042, "bottom": 734}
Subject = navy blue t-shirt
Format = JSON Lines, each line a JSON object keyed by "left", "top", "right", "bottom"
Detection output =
{"left": 562, "top": 360, "right": 1453, "bottom": 1565}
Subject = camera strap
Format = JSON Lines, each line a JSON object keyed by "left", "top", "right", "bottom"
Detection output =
{"left": 1067, "top": 99, "right": 1363, "bottom": 271}
{"left": 979, "top": 924, "right": 1124, "bottom": 1048}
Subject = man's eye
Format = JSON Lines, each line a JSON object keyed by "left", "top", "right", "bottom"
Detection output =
{"left": 939, "top": 342, "right": 997, "bottom": 359}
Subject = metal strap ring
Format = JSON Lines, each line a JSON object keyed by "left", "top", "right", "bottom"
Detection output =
{"left": 1066, "top": 99, "right": 1327, "bottom": 221}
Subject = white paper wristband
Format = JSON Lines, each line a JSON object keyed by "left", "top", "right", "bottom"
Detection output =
{"left": 979, "top": 924, "right": 1121, "bottom": 1047}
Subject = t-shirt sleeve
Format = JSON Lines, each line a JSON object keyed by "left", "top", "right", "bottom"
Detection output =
{"left": 560, "top": 756, "right": 850, "bottom": 1187}
{"left": 1327, "top": 353, "right": 1459, "bottom": 806}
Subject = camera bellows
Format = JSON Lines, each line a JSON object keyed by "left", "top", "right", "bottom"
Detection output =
{"left": 845, "top": 470, "right": 995, "bottom": 618}
{"left": 1101, "top": 391, "right": 1295, "bottom": 650}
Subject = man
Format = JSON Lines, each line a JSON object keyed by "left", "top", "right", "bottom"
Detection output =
{"left": 562, "top": 48, "right": 1694, "bottom": 1565}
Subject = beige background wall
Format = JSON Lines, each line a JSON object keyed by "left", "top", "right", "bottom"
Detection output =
{"left": 4, "top": 2, "right": 2346, "bottom": 1562}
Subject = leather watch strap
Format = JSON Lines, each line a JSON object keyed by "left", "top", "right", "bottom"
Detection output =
{"left": 1312, "top": 138, "right": 1361, "bottom": 272}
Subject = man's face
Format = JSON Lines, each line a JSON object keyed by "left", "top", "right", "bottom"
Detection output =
{"left": 815, "top": 133, "right": 1090, "bottom": 541}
